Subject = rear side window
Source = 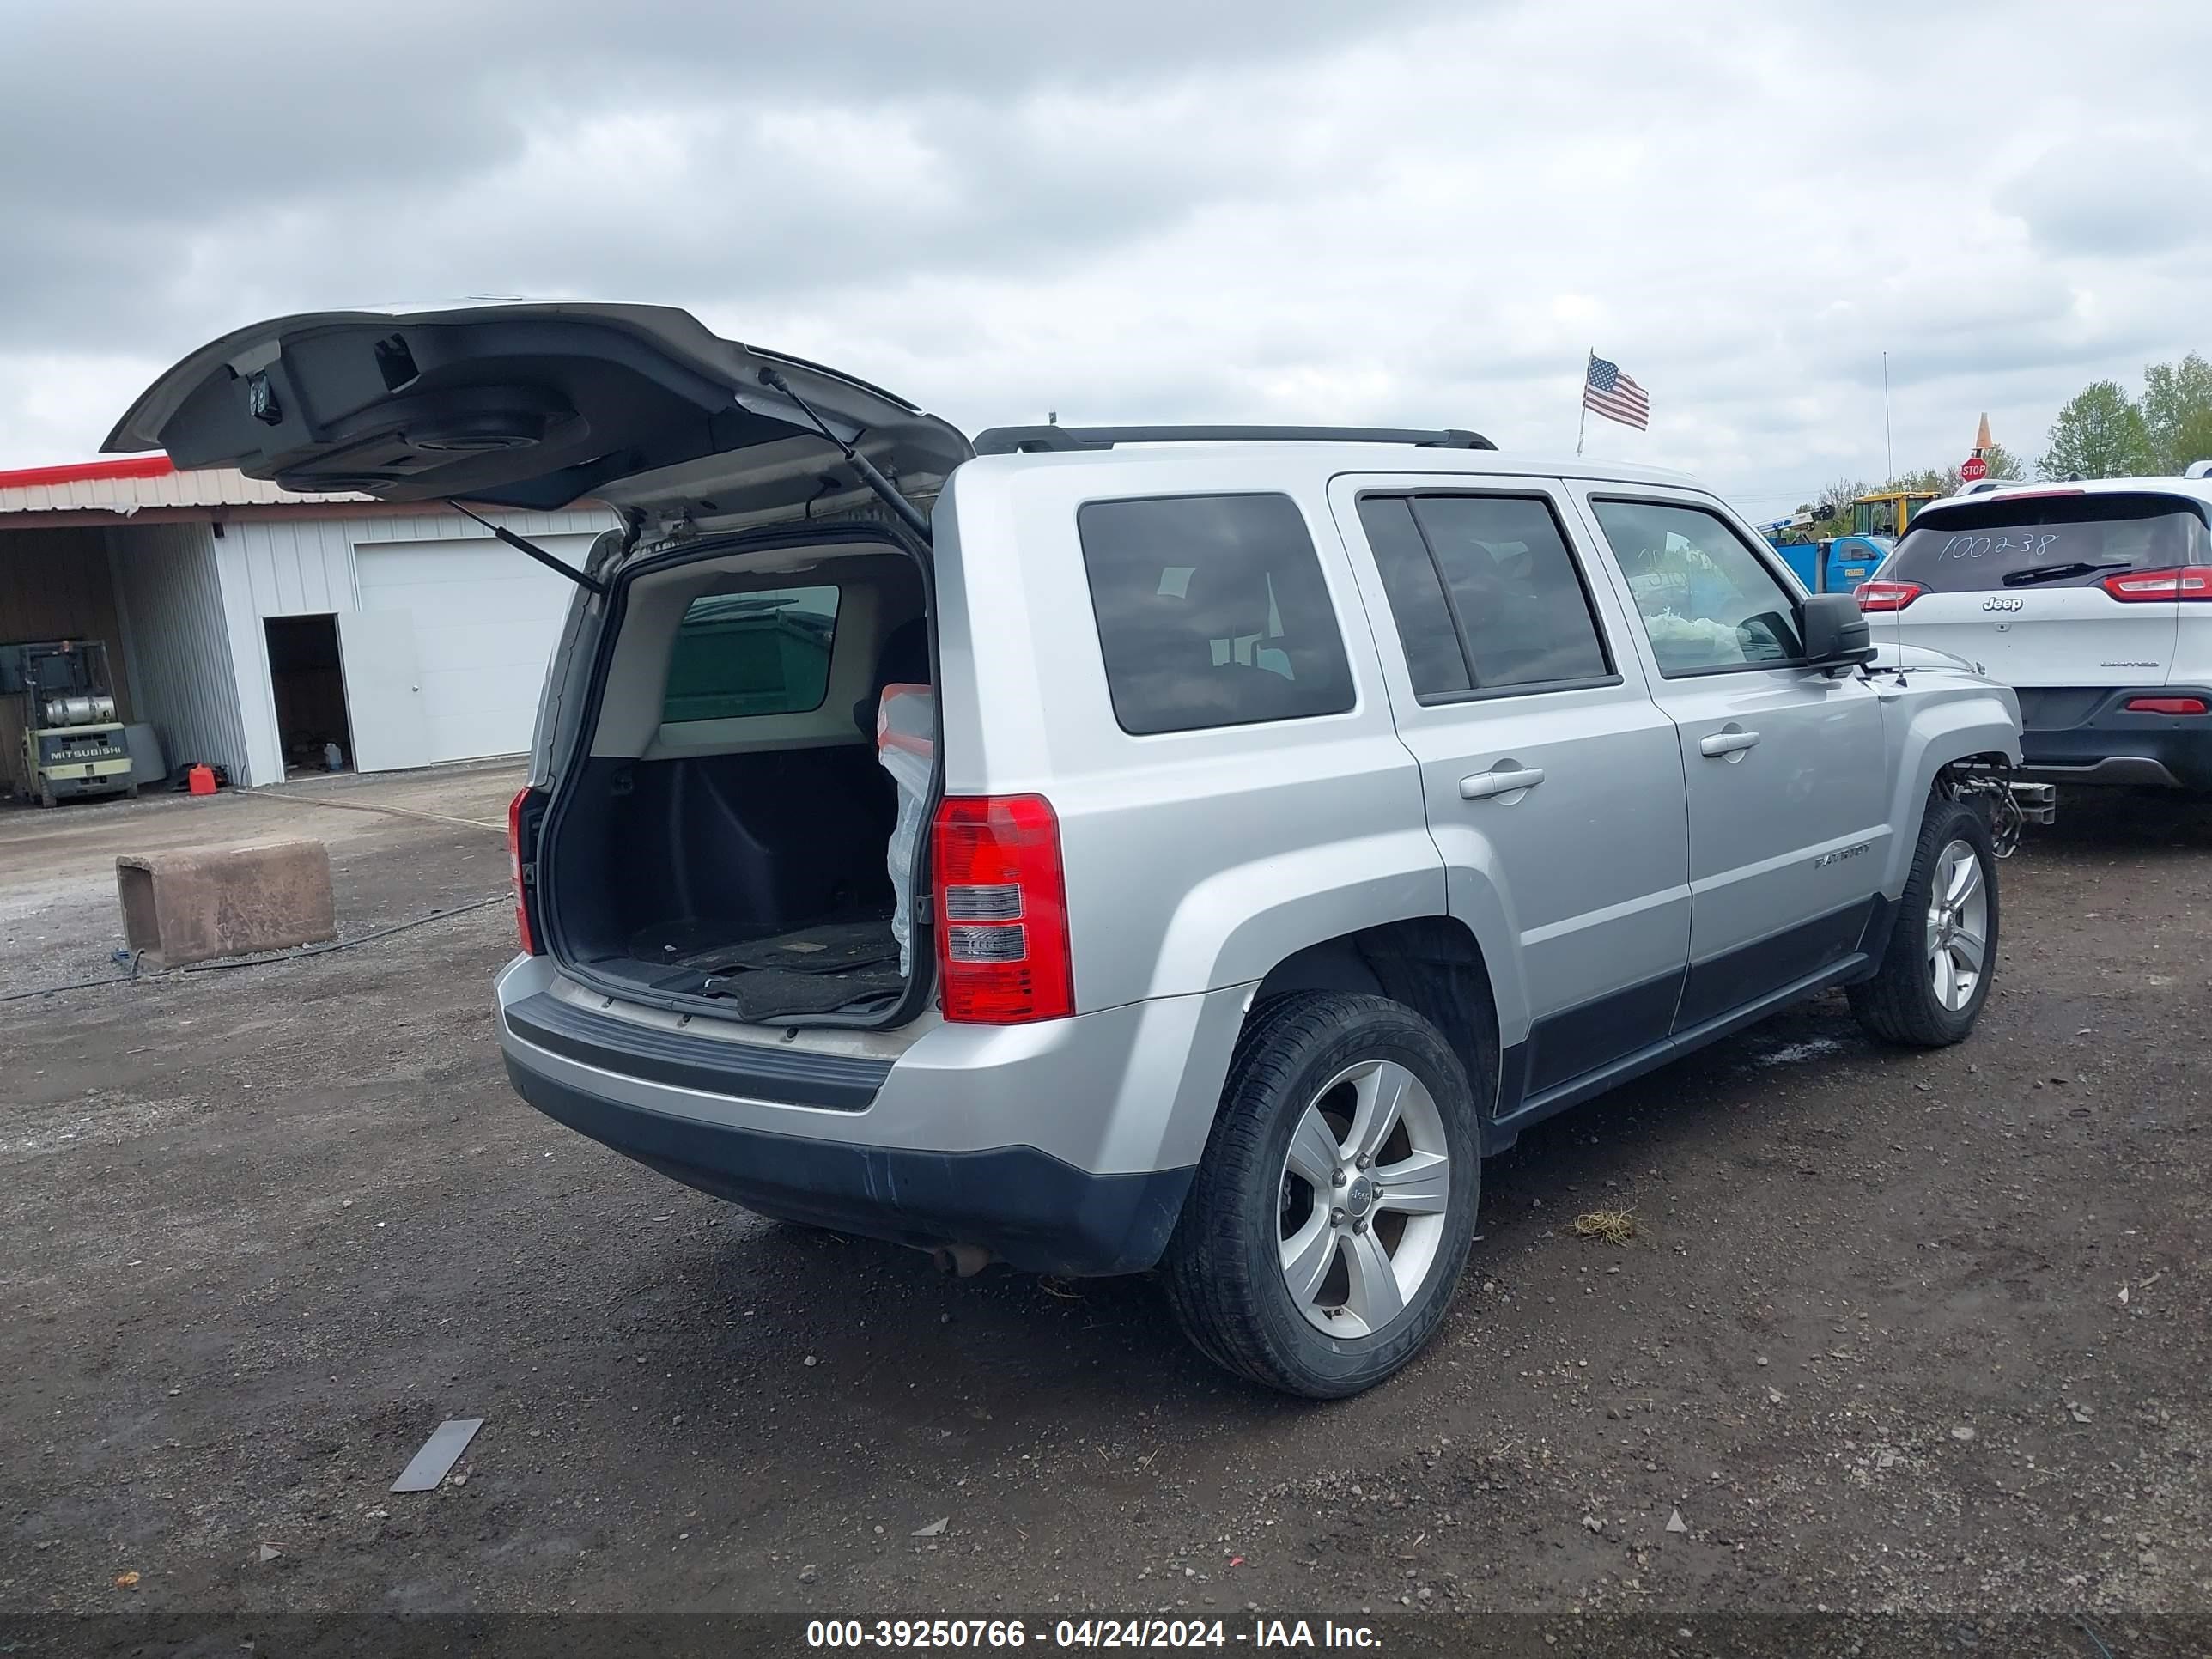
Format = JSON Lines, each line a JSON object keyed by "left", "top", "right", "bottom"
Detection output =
{"left": 1359, "top": 495, "right": 1612, "bottom": 696}
{"left": 661, "top": 586, "right": 841, "bottom": 722}
{"left": 1078, "top": 494, "right": 1354, "bottom": 735}
{"left": 1884, "top": 494, "right": 2212, "bottom": 592}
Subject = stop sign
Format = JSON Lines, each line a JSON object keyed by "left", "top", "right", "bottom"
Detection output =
{"left": 1961, "top": 454, "right": 1989, "bottom": 482}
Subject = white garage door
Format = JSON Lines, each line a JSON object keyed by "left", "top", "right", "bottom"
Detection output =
{"left": 353, "top": 534, "right": 596, "bottom": 767}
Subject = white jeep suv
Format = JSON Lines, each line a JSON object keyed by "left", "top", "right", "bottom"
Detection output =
{"left": 1858, "top": 476, "right": 2212, "bottom": 797}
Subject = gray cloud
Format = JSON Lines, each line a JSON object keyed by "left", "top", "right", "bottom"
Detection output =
{"left": 3, "top": 0, "right": 1449, "bottom": 215}
{"left": 1998, "top": 143, "right": 2212, "bottom": 259}
{"left": 2, "top": 3, "right": 1458, "bottom": 355}
{"left": 3, "top": 0, "right": 2209, "bottom": 511}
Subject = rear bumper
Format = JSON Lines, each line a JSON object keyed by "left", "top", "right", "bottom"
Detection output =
{"left": 46, "top": 769, "right": 132, "bottom": 798}
{"left": 504, "top": 1057, "right": 1192, "bottom": 1275}
{"left": 2017, "top": 686, "right": 2212, "bottom": 791}
{"left": 494, "top": 956, "right": 1245, "bottom": 1275}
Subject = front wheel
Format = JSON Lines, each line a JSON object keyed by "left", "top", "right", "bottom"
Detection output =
{"left": 1849, "top": 795, "right": 1999, "bottom": 1047}
{"left": 1161, "top": 993, "right": 1481, "bottom": 1398}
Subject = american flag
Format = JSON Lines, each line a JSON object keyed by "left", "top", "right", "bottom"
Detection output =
{"left": 1583, "top": 356, "right": 1650, "bottom": 431}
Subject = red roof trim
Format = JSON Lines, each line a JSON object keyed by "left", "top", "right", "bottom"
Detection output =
{"left": 0, "top": 455, "right": 179, "bottom": 489}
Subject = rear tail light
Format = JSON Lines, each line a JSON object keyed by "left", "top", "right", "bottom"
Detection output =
{"left": 2125, "top": 696, "right": 2209, "bottom": 715}
{"left": 507, "top": 787, "right": 546, "bottom": 955}
{"left": 2100, "top": 567, "right": 2212, "bottom": 602}
{"left": 931, "top": 794, "right": 1073, "bottom": 1024}
{"left": 1855, "top": 580, "right": 1923, "bottom": 612}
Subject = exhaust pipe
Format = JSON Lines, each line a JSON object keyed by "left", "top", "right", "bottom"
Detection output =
{"left": 930, "top": 1243, "right": 993, "bottom": 1278}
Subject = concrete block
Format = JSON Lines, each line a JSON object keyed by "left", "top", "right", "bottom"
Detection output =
{"left": 118, "top": 839, "right": 337, "bottom": 969}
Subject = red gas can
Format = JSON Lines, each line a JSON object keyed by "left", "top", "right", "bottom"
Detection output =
{"left": 186, "top": 764, "right": 216, "bottom": 796}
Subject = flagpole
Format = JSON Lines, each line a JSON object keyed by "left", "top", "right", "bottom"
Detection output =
{"left": 1577, "top": 348, "right": 1592, "bottom": 455}
{"left": 1881, "top": 350, "right": 1893, "bottom": 483}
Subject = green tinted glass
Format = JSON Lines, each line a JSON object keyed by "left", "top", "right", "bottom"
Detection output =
{"left": 662, "top": 586, "right": 841, "bottom": 722}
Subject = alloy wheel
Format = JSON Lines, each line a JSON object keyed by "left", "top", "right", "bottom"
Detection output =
{"left": 1925, "top": 838, "right": 1989, "bottom": 1012}
{"left": 1276, "top": 1060, "right": 1451, "bottom": 1337}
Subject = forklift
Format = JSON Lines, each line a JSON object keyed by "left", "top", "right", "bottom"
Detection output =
{"left": 3, "top": 640, "right": 136, "bottom": 806}
{"left": 1844, "top": 488, "right": 1942, "bottom": 545}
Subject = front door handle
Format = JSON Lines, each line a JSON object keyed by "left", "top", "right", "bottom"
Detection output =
{"left": 1699, "top": 729, "right": 1761, "bottom": 758}
{"left": 1460, "top": 766, "right": 1546, "bottom": 800}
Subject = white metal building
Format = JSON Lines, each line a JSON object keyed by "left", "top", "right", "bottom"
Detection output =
{"left": 0, "top": 456, "right": 617, "bottom": 792}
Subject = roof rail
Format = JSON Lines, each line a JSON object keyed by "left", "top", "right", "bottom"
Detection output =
{"left": 2185, "top": 459, "right": 2212, "bottom": 479}
{"left": 971, "top": 424, "right": 1497, "bottom": 456}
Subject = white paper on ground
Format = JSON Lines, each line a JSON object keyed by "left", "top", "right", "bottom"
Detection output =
{"left": 390, "top": 1418, "right": 484, "bottom": 1492}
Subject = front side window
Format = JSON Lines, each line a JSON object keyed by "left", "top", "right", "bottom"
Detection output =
{"left": 1589, "top": 500, "right": 1806, "bottom": 676}
{"left": 1358, "top": 493, "right": 1611, "bottom": 696}
{"left": 661, "top": 586, "right": 841, "bottom": 722}
{"left": 1078, "top": 494, "right": 1354, "bottom": 735}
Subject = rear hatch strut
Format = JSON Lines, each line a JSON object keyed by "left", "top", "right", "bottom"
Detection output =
{"left": 447, "top": 501, "right": 607, "bottom": 594}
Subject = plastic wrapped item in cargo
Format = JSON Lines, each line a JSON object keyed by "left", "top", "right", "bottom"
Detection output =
{"left": 877, "top": 683, "right": 935, "bottom": 978}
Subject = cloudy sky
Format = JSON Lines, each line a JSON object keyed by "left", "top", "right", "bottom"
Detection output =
{"left": 6, "top": 0, "right": 2209, "bottom": 516}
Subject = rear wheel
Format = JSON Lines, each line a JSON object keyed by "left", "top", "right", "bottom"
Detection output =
{"left": 1849, "top": 795, "right": 1998, "bottom": 1046}
{"left": 1162, "top": 993, "right": 1481, "bottom": 1398}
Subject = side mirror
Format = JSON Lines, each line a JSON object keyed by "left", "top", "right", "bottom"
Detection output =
{"left": 1801, "top": 592, "right": 1876, "bottom": 672}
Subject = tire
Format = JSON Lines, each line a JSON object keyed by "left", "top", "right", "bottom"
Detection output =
{"left": 1161, "top": 992, "right": 1482, "bottom": 1399}
{"left": 1848, "top": 794, "right": 1999, "bottom": 1047}
{"left": 36, "top": 781, "right": 56, "bottom": 809}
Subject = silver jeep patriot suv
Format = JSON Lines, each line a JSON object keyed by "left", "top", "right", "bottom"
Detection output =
{"left": 112, "top": 302, "right": 2033, "bottom": 1396}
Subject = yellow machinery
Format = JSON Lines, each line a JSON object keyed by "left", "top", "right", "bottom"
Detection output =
{"left": 3, "top": 640, "right": 136, "bottom": 807}
{"left": 1848, "top": 489, "right": 1940, "bottom": 544}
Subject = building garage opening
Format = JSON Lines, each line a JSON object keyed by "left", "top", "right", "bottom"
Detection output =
{"left": 264, "top": 615, "right": 353, "bottom": 775}
{"left": 2, "top": 454, "right": 619, "bottom": 787}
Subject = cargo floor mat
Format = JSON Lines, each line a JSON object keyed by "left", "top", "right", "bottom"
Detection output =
{"left": 696, "top": 964, "right": 906, "bottom": 1018}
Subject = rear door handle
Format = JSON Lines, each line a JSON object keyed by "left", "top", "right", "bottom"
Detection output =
{"left": 1460, "top": 766, "right": 1546, "bottom": 800}
{"left": 1699, "top": 729, "right": 1761, "bottom": 758}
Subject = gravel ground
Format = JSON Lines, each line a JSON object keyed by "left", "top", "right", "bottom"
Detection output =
{"left": 1, "top": 772, "right": 2206, "bottom": 1655}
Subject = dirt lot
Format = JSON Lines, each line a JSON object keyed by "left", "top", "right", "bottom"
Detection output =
{"left": 2, "top": 769, "right": 2207, "bottom": 1652}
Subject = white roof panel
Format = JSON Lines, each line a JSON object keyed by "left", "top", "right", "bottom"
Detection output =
{"left": 0, "top": 460, "right": 369, "bottom": 517}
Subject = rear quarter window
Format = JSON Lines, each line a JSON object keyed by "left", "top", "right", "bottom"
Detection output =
{"left": 661, "top": 586, "right": 841, "bottom": 722}
{"left": 1078, "top": 493, "right": 1355, "bottom": 735}
{"left": 1886, "top": 494, "right": 2212, "bottom": 591}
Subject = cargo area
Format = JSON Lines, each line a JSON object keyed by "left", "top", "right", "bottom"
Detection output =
{"left": 538, "top": 538, "right": 934, "bottom": 1024}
